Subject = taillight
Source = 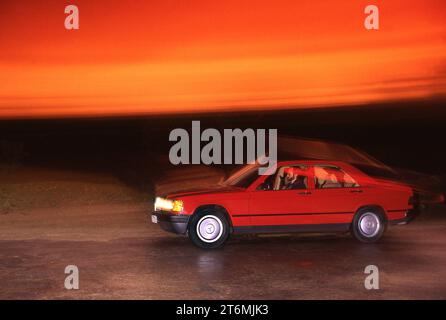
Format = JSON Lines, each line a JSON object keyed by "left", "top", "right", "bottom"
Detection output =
{"left": 409, "top": 192, "right": 419, "bottom": 206}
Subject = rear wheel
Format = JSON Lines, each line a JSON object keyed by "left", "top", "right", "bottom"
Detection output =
{"left": 188, "top": 208, "right": 230, "bottom": 249}
{"left": 351, "top": 207, "right": 387, "bottom": 243}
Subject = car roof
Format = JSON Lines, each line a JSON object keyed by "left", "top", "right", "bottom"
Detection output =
{"left": 276, "top": 160, "right": 349, "bottom": 167}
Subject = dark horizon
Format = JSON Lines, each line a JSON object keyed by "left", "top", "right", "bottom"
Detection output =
{"left": 1, "top": 98, "right": 446, "bottom": 194}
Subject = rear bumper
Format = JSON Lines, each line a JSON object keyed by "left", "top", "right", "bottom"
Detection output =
{"left": 389, "top": 209, "right": 418, "bottom": 225}
{"left": 152, "top": 211, "right": 190, "bottom": 234}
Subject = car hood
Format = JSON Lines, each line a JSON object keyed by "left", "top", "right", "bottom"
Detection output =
{"left": 166, "top": 185, "right": 243, "bottom": 199}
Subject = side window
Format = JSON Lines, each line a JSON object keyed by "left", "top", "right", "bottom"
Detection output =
{"left": 314, "top": 165, "right": 359, "bottom": 189}
{"left": 275, "top": 165, "right": 309, "bottom": 190}
{"left": 256, "top": 171, "right": 276, "bottom": 191}
{"left": 256, "top": 165, "right": 310, "bottom": 191}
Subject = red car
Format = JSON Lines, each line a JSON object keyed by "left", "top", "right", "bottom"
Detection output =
{"left": 152, "top": 160, "right": 414, "bottom": 249}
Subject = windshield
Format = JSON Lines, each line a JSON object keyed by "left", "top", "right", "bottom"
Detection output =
{"left": 223, "top": 164, "right": 260, "bottom": 188}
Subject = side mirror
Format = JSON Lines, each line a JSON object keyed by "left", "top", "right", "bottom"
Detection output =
{"left": 257, "top": 182, "right": 272, "bottom": 191}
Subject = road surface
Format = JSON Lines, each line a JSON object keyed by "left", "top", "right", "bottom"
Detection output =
{"left": 0, "top": 167, "right": 445, "bottom": 299}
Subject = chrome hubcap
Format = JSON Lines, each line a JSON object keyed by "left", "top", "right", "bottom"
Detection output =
{"left": 359, "top": 212, "right": 381, "bottom": 237}
{"left": 197, "top": 215, "right": 223, "bottom": 243}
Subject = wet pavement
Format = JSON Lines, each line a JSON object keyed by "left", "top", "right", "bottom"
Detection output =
{"left": 1, "top": 209, "right": 446, "bottom": 299}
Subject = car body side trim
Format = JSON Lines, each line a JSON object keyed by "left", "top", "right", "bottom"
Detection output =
{"left": 232, "top": 212, "right": 354, "bottom": 217}
{"left": 233, "top": 223, "right": 351, "bottom": 234}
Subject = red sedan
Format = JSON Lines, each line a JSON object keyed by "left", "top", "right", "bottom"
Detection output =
{"left": 152, "top": 160, "right": 414, "bottom": 249}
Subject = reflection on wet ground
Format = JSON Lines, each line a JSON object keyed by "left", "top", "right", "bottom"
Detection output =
{"left": 1, "top": 218, "right": 445, "bottom": 299}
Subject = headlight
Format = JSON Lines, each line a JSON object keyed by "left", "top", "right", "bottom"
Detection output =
{"left": 154, "top": 197, "right": 183, "bottom": 213}
{"left": 172, "top": 200, "right": 184, "bottom": 213}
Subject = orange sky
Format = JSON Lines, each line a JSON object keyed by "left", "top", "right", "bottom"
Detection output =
{"left": 0, "top": 0, "right": 445, "bottom": 118}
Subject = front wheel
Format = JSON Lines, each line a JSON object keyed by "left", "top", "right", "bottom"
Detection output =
{"left": 351, "top": 207, "right": 387, "bottom": 243}
{"left": 188, "top": 209, "right": 230, "bottom": 249}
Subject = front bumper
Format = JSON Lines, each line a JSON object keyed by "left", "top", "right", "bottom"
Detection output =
{"left": 152, "top": 211, "right": 190, "bottom": 234}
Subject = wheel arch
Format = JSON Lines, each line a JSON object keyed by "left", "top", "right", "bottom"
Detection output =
{"left": 354, "top": 204, "right": 388, "bottom": 221}
{"left": 190, "top": 204, "right": 233, "bottom": 229}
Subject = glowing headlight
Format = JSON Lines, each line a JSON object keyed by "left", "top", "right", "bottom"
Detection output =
{"left": 172, "top": 200, "right": 184, "bottom": 213}
{"left": 154, "top": 197, "right": 183, "bottom": 213}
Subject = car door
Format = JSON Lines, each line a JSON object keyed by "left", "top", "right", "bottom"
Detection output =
{"left": 248, "top": 165, "right": 315, "bottom": 226}
{"left": 311, "top": 164, "right": 363, "bottom": 224}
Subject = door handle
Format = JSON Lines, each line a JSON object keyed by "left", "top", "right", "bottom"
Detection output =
{"left": 350, "top": 189, "right": 363, "bottom": 193}
{"left": 298, "top": 191, "right": 312, "bottom": 195}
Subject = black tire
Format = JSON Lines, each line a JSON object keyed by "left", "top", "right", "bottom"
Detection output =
{"left": 188, "top": 208, "right": 230, "bottom": 249}
{"left": 351, "top": 207, "right": 387, "bottom": 243}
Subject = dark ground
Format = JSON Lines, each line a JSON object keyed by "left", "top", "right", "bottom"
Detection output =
{"left": 1, "top": 98, "right": 446, "bottom": 299}
{"left": 1, "top": 200, "right": 445, "bottom": 299}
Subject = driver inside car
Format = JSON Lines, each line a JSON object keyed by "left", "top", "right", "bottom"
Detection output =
{"left": 280, "top": 167, "right": 308, "bottom": 190}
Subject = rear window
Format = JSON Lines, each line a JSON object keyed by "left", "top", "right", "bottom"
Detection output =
{"left": 314, "top": 165, "right": 359, "bottom": 189}
{"left": 353, "top": 164, "right": 399, "bottom": 180}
